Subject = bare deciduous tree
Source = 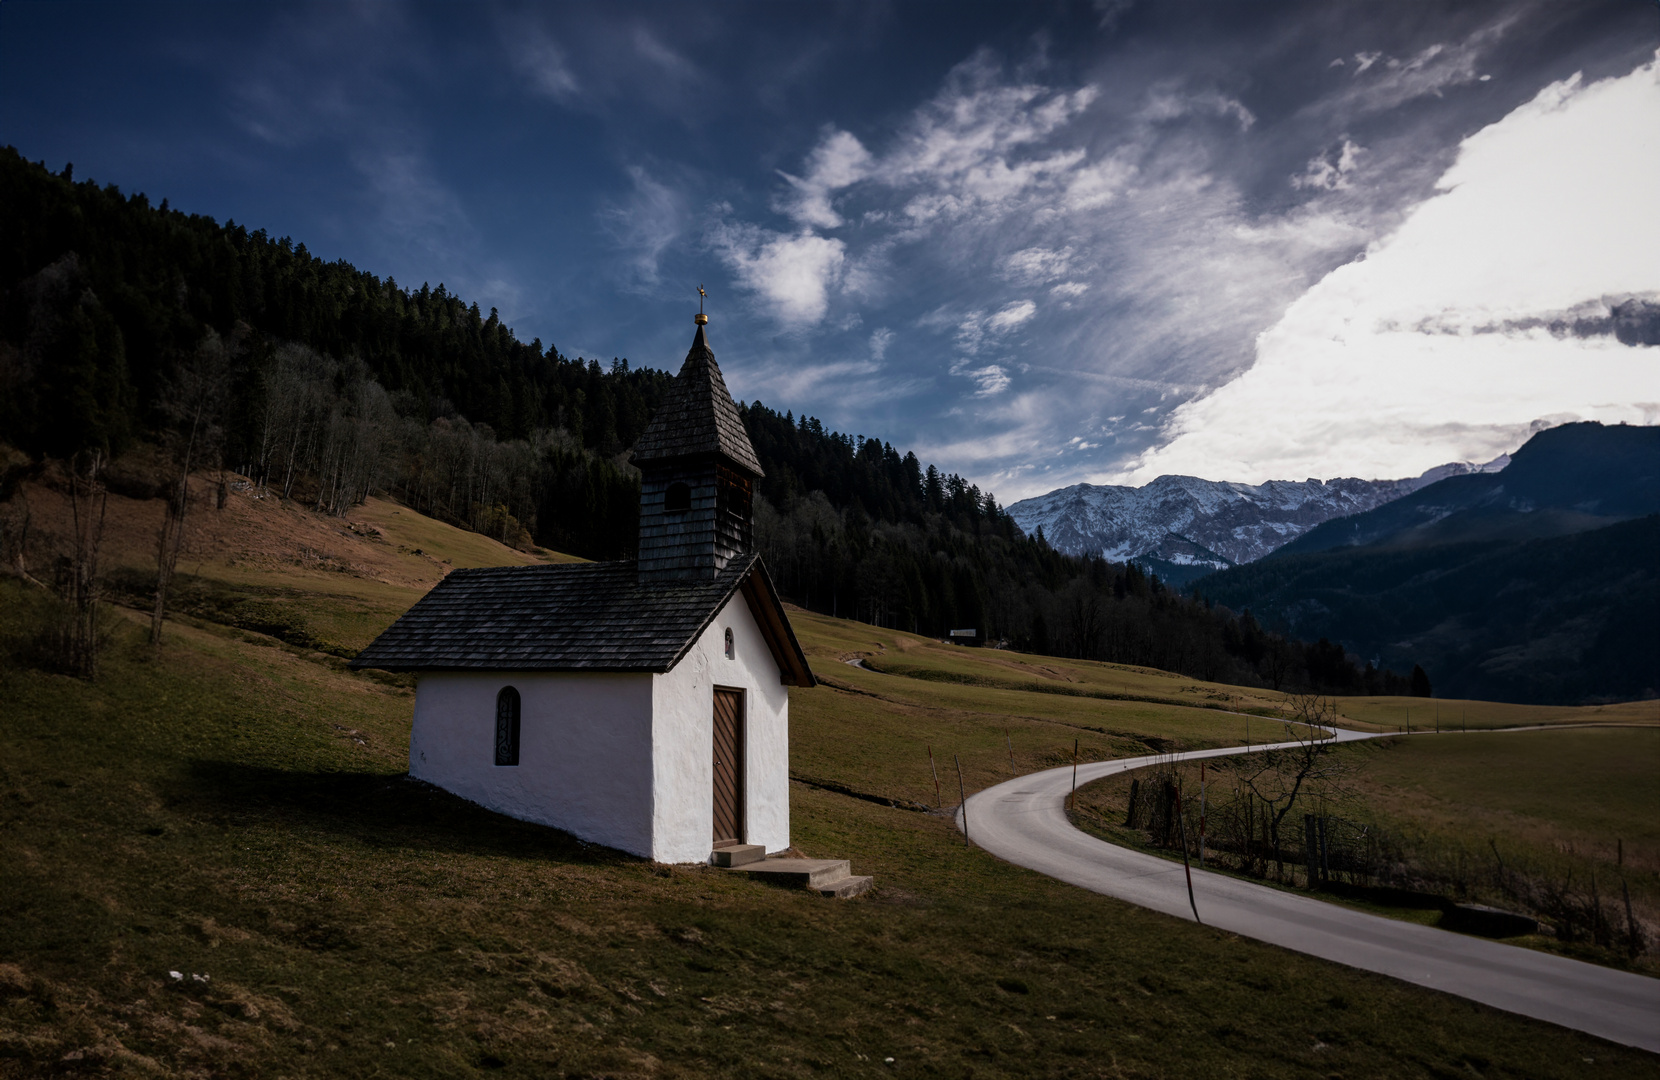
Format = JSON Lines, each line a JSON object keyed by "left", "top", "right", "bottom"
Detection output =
{"left": 1227, "top": 692, "right": 1350, "bottom": 882}
{"left": 51, "top": 450, "right": 110, "bottom": 678}
{"left": 1, "top": 492, "right": 36, "bottom": 585}
{"left": 151, "top": 330, "right": 230, "bottom": 648}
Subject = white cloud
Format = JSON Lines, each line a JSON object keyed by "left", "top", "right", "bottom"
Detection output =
{"left": 952, "top": 312, "right": 988, "bottom": 354}
{"left": 1292, "top": 137, "right": 1364, "bottom": 191}
{"left": 1050, "top": 281, "right": 1089, "bottom": 298}
{"left": 866, "top": 51, "right": 1100, "bottom": 222}
{"left": 1125, "top": 54, "right": 1660, "bottom": 484}
{"left": 1059, "top": 152, "right": 1137, "bottom": 211}
{"left": 1142, "top": 87, "right": 1256, "bottom": 130}
{"left": 949, "top": 300, "right": 1039, "bottom": 355}
{"left": 709, "top": 223, "right": 847, "bottom": 327}
{"left": 718, "top": 52, "right": 1104, "bottom": 326}
{"left": 986, "top": 299, "right": 1037, "bottom": 332}
{"left": 1004, "top": 245, "right": 1075, "bottom": 284}
{"left": 968, "top": 364, "right": 1012, "bottom": 396}
{"left": 777, "top": 129, "right": 873, "bottom": 228}
{"left": 869, "top": 327, "right": 895, "bottom": 361}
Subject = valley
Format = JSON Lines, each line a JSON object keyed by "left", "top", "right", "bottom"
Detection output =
{"left": 2, "top": 487, "right": 1655, "bottom": 1076}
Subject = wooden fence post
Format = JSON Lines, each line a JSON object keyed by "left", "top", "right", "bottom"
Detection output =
{"left": 928, "top": 745, "right": 940, "bottom": 807}
{"left": 1304, "top": 815, "right": 1320, "bottom": 888}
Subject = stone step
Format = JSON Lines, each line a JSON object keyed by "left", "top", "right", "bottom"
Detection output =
{"left": 710, "top": 844, "right": 766, "bottom": 868}
{"left": 737, "top": 858, "right": 853, "bottom": 890}
{"left": 817, "top": 874, "right": 873, "bottom": 899}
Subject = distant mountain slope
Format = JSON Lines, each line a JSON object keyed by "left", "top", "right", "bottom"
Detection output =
{"left": 1195, "top": 423, "right": 1660, "bottom": 705}
{"left": 1276, "top": 422, "right": 1660, "bottom": 557}
{"left": 1006, "top": 459, "right": 1505, "bottom": 584}
{"left": 1197, "top": 516, "right": 1659, "bottom": 704}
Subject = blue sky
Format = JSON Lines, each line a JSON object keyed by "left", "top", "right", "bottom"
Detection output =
{"left": 3, "top": 1, "right": 1657, "bottom": 499}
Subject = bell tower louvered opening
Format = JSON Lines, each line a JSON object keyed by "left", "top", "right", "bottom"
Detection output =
{"left": 631, "top": 316, "right": 764, "bottom": 582}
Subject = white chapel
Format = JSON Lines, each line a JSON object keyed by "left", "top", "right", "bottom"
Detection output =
{"left": 352, "top": 313, "right": 814, "bottom": 864}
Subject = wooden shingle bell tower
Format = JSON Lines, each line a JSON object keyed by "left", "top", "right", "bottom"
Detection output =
{"left": 631, "top": 312, "right": 765, "bottom": 582}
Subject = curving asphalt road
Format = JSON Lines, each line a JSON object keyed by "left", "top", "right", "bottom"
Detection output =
{"left": 959, "top": 732, "right": 1660, "bottom": 1053}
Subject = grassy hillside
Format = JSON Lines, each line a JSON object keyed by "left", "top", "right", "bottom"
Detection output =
{"left": 3, "top": 493, "right": 1658, "bottom": 1076}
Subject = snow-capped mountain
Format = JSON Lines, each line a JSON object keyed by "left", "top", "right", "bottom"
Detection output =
{"left": 1006, "top": 456, "right": 1510, "bottom": 581}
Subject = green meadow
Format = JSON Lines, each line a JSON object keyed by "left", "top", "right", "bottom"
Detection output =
{"left": 2, "top": 495, "right": 1656, "bottom": 1077}
{"left": 1069, "top": 726, "right": 1659, "bottom": 974}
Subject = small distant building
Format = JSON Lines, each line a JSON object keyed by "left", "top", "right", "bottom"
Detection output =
{"left": 351, "top": 315, "right": 814, "bottom": 863}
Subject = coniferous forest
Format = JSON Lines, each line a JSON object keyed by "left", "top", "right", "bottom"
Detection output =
{"left": 0, "top": 148, "right": 1427, "bottom": 695}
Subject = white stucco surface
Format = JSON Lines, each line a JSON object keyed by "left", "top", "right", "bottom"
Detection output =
{"left": 651, "top": 591, "right": 791, "bottom": 862}
{"left": 409, "top": 671, "right": 655, "bottom": 857}
{"left": 406, "top": 588, "right": 792, "bottom": 865}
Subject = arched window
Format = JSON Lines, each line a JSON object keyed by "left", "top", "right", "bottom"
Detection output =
{"left": 495, "top": 686, "right": 521, "bottom": 766}
{"left": 724, "top": 627, "right": 735, "bottom": 660}
{"left": 664, "top": 482, "right": 692, "bottom": 512}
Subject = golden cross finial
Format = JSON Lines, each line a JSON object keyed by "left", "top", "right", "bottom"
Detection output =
{"left": 696, "top": 284, "right": 708, "bottom": 324}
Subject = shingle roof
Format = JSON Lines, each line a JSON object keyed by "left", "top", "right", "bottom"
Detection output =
{"left": 349, "top": 553, "right": 813, "bottom": 685}
{"left": 631, "top": 323, "right": 764, "bottom": 477}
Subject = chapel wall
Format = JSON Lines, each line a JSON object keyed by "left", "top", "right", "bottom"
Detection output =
{"left": 651, "top": 590, "right": 791, "bottom": 863}
{"left": 409, "top": 671, "right": 655, "bottom": 857}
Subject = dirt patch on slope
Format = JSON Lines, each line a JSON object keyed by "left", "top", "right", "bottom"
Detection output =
{"left": 8, "top": 468, "right": 557, "bottom": 593}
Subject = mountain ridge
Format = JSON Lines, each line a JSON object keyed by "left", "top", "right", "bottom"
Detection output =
{"left": 1007, "top": 457, "right": 1508, "bottom": 583}
{"left": 1274, "top": 421, "right": 1660, "bottom": 558}
{"left": 1193, "top": 422, "right": 1660, "bottom": 704}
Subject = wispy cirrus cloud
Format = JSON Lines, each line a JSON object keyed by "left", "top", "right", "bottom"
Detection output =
{"left": 598, "top": 165, "right": 688, "bottom": 289}
{"left": 1003, "top": 246, "right": 1075, "bottom": 284}
{"left": 493, "top": 8, "right": 711, "bottom": 121}
{"left": 1140, "top": 86, "right": 1255, "bottom": 130}
{"left": 499, "top": 13, "right": 582, "bottom": 103}
{"left": 1319, "top": 16, "right": 1511, "bottom": 119}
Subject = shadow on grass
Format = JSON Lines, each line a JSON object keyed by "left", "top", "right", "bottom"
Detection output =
{"left": 174, "top": 760, "right": 640, "bottom": 867}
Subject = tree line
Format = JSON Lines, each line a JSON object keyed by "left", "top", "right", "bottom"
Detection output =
{"left": 0, "top": 147, "right": 1429, "bottom": 695}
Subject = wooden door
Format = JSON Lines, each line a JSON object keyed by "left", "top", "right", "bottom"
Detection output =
{"left": 711, "top": 688, "right": 745, "bottom": 848}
